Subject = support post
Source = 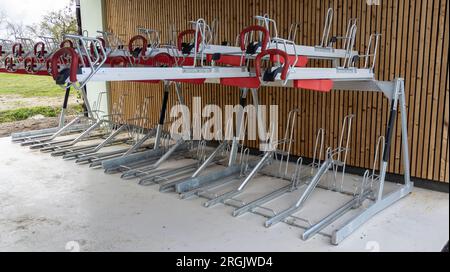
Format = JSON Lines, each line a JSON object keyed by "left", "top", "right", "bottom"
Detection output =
{"left": 331, "top": 78, "right": 413, "bottom": 245}
{"left": 154, "top": 81, "right": 170, "bottom": 150}
{"left": 398, "top": 79, "right": 412, "bottom": 188}
{"left": 228, "top": 88, "right": 248, "bottom": 166}
{"left": 59, "top": 87, "right": 71, "bottom": 128}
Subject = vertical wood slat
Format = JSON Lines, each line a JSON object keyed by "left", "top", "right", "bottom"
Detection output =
{"left": 103, "top": 0, "right": 449, "bottom": 184}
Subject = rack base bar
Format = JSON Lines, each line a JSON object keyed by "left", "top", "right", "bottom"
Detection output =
{"left": 20, "top": 116, "right": 86, "bottom": 146}
{"left": 11, "top": 124, "right": 88, "bottom": 143}
{"left": 203, "top": 190, "right": 241, "bottom": 208}
{"left": 331, "top": 184, "right": 412, "bottom": 245}
{"left": 102, "top": 148, "right": 169, "bottom": 174}
{"left": 139, "top": 163, "right": 200, "bottom": 186}
{"left": 175, "top": 164, "right": 245, "bottom": 193}
{"left": 301, "top": 194, "right": 365, "bottom": 241}
{"left": 232, "top": 184, "right": 294, "bottom": 217}
{"left": 179, "top": 175, "right": 239, "bottom": 200}
{"left": 59, "top": 138, "right": 130, "bottom": 159}
{"left": 264, "top": 159, "right": 331, "bottom": 228}
{"left": 78, "top": 145, "right": 153, "bottom": 165}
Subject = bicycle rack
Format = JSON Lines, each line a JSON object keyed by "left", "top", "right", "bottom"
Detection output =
{"left": 22, "top": 37, "right": 57, "bottom": 74}
{"left": 299, "top": 136, "right": 386, "bottom": 242}
{"left": 337, "top": 20, "right": 358, "bottom": 70}
{"left": 54, "top": 94, "right": 133, "bottom": 159}
{"left": 252, "top": 10, "right": 359, "bottom": 63}
{"left": 97, "top": 30, "right": 125, "bottom": 52}
{"left": 319, "top": 8, "right": 334, "bottom": 48}
{"left": 74, "top": 96, "right": 155, "bottom": 167}
{"left": 232, "top": 128, "right": 326, "bottom": 217}
{"left": 21, "top": 91, "right": 107, "bottom": 150}
{"left": 137, "top": 23, "right": 274, "bottom": 191}
{"left": 101, "top": 81, "right": 187, "bottom": 175}
{"left": 1, "top": 36, "right": 73, "bottom": 138}
{"left": 55, "top": 34, "right": 107, "bottom": 90}
{"left": 361, "top": 33, "right": 382, "bottom": 71}
{"left": 132, "top": 139, "right": 211, "bottom": 186}
{"left": 150, "top": 88, "right": 254, "bottom": 192}
{"left": 174, "top": 121, "right": 255, "bottom": 198}
{"left": 170, "top": 47, "right": 294, "bottom": 196}
{"left": 98, "top": 21, "right": 258, "bottom": 180}
{"left": 117, "top": 80, "right": 208, "bottom": 181}
{"left": 1, "top": 9, "right": 415, "bottom": 245}
{"left": 196, "top": 108, "right": 299, "bottom": 208}
{"left": 3, "top": 37, "right": 34, "bottom": 72}
{"left": 0, "top": 39, "right": 14, "bottom": 68}
{"left": 138, "top": 114, "right": 232, "bottom": 188}
{"left": 263, "top": 114, "right": 354, "bottom": 228}
{"left": 315, "top": 8, "right": 358, "bottom": 53}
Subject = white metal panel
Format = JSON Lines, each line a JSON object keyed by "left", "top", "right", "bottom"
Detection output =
{"left": 80, "top": 0, "right": 108, "bottom": 118}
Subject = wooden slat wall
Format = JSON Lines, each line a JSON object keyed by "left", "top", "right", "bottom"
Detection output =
{"left": 103, "top": 0, "right": 449, "bottom": 183}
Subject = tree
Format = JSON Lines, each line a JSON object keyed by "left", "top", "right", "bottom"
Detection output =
{"left": 39, "top": 0, "right": 77, "bottom": 41}
{"left": 1, "top": 1, "right": 77, "bottom": 41}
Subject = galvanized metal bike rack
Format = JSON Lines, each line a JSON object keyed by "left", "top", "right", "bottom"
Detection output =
{"left": 1, "top": 9, "right": 414, "bottom": 245}
{"left": 0, "top": 37, "right": 88, "bottom": 142}
{"left": 263, "top": 114, "right": 354, "bottom": 228}
{"left": 75, "top": 96, "right": 154, "bottom": 167}
{"left": 101, "top": 81, "right": 188, "bottom": 175}
{"left": 56, "top": 94, "right": 133, "bottom": 159}
{"left": 26, "top": 91, "right": 109, "bottom": 151}
{"left": 197, "top": 108, "right": 301, "bottom": 208}
{"left": 231, "top": 128, "right": 326, "bottom": 217}
{"left": 152, "top": 88, "right": 255, "bottom": 193}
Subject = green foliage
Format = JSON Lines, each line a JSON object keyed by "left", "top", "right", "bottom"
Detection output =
{"left": 1, "top": 1, "right": 77, "bottom": 40}
{"left": 0, "top": 73, "right": 63, "bottom": 97}
{"left": 39, "top": 0, "right": 78, "bottom": 40}
{"left": 0, "top": 107, "right": 57, "bottom": 123}
{"left": 0, "top": 105, "right": 82, "bottom": 124}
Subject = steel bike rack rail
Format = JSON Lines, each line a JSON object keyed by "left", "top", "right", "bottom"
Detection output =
{"left": 152, "top": 88, "right": 257, "bottom": 194}
{"left": 196, "top": 108, "right": 300, "bottom": 208}
{"left": 75, "top": 96, "right": 155, "bottom": 167}
{"left": 25, "top": 92, "right": 109, "bottom": 151}
{"left": 55, "top": 94, "right": 133, "bottom": 159}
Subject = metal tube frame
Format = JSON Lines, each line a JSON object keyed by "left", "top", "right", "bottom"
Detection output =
{"left": 235, "top": 78, "right": 411, "bottom": 245}
{"left": 144, "top": 88, "right": 251, "bottom": 192}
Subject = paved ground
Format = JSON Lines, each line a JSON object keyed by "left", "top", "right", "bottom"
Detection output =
{"left": 0, "top": 137, "right": 448, "bottom": 252}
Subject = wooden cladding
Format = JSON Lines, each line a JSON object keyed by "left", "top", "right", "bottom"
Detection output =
{"left": 103, "top": 0, "right": 449, "bottom": 183}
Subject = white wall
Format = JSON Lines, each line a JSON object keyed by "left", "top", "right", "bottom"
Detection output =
{"left": 80, "top": 0, "right": 108, "bottom": 118}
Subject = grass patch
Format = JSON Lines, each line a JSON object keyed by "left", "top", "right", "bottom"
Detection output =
{"left": 0, "top": 73, "right": 64, "bottom": 97}
{"left": 0, "top": 105, "right": 83, "bottom": 124}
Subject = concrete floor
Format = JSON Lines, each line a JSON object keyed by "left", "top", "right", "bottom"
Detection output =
{"left": 0, "top": 137, "right": 448, "bottom": 252}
